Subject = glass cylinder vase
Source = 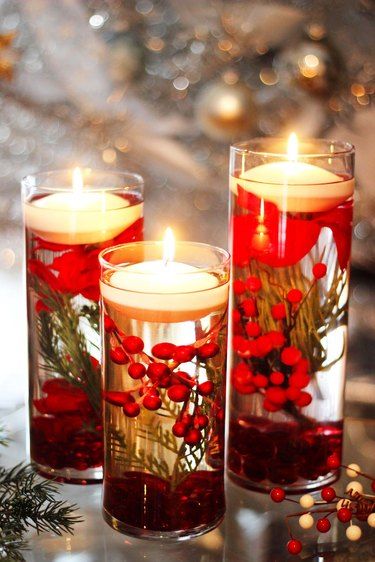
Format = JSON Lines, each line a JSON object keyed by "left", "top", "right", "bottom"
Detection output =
{"left": 100, "top": 239, "right": 229, "bottom": 539}
{"left": 22, "top": 169, "right": 144, "bottom": 483}
{"left": 228, "top": 137, "right": 354, "bottom": 492}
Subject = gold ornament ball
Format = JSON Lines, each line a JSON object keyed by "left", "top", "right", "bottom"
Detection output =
{"left": 196, "top": 80, "right": 256, "bottom": 141}
{"left": 299, "top": 494, "right": 314, "bottom": 509}
{"left": 346, "top": 525, "right": 362, "bottom": 541}
{"left": 346, "top": 463, "right": 361, "bottom": 478}
{"left": 346, "top": 481, "right": 363, "bottom": 495}
{"left": 274, "top": 39, "right": 345, "bottom": 98}
{"left": 299, "top": 514, "right": 314, "bottom": 529}
{"left": 367, "top": 513, "right": 375, "bottom": 528}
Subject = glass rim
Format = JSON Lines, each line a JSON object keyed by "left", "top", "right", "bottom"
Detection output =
{"left": 230, "top": 138, "right": 355, "bottom": 158}
{"left": 99, "top": 240, "right": 231, "bottom": 278}
{"left": 21, "top": 167, "right": 144, "bottom": 193}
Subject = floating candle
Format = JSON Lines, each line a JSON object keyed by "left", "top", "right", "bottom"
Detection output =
{"left": 100, "top": 229, "right": 229, "bottom": 322}
{"left": 230, "top": 134, "right": 354, "bottom": 212}
{"left": 24, "top": 168, "right": 143, "bottom": 245}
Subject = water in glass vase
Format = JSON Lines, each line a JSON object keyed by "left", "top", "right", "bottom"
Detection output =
{"left": 25, "top": 192, "right": 143, "bottom": 483}
{"left": 101, "top": 299, "right": 227, "bottom": 538}
{"left": 228, "top": 171, "right": 353, "bottom": 492}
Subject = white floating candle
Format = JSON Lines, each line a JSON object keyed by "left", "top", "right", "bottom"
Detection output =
{"left": 24, "top": 168, "right": 143, "bottom": 245}
{"left": 230, "top": 133, "right": 354, "bottom": 213}
{"left": 101, "top": 229, "right": 229, "bottom": 322}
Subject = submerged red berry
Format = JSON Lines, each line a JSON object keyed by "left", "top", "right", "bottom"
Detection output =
{"left": 281, "top": 346, "right": 302, "bottom": 366}
{"left": 123, "top": 402, "right": 140, "bottom": 417}
{"left": 143, "top": 394, "right": 162, "bottom": 411}
{"left": 197, "top": 381, "right": 214, "bottom": 396}
{"left": 103, "top": 391, "right": 129, "bottom": 406}
{"left": 289, "top": 372, "right": 310, "bottom": 389}
{"left": 122, "top": 336, "right": 144, "bottom": 354}
{"left": 268, "top": 330, "right": 286, "bottom": 348}
{"left": 313, "top": 262, "right": 327, "bottom": 279}
{"left": 242, "top": 298, "right": 258, "bottom": 317}
{"left": 233, "top": 279, "right": 246, "bottom": 295}
{"left": 271, "top": 303, "right": 286, "bottom": 320}
{"left": 287, "top": 288, "right": 303, "bottom": 303}
{"left": 152, "top": 342, "right": 176, "bottom": 360}
{"left": 327, "top": 453, "right": 341, "bottom": 469}
{"left": 184, "top": 428, "right": 202, "bottom": 446}
{"left": 245, "top": 321, "right": 261, "bottom": 338}
{"left": 270, "top": 371, "right": 284, "bottom": 385}
{"left": 296, "top": 391, "right": 312, "bottom": 407}
{"left": 172, "top": 421, "right": 187, "bottom": 437}
{"left": 167, "top": 384, "right": 190, "bottom": 402}
{"left": 195, "top": 414, "right": 209, "bottom": 429}
{"left": 110, "top": 347, "right": 129, "bottom": 365}
{"left": 253, "top": 374, "right": 268, "bottom": 388}
{"left": 246, "top": 276, "right": 262, "bottom": 292}
{"left": 265, "top": 387, "right": 287, "bottom": 406}
{"left": 104, "top": 315, "right": 115, "bottom": 333}
{"left": 197, "top": 342, "right": 220, "bottom": 359}
{"left": 173, "top": 345, "right": 196, "bottom": 363}
{"left": 128, "top": 362, "right": 146, "bottom": 380}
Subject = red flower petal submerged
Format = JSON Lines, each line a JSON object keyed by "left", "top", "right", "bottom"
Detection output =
{"left": 34, "top": 378, "right": 92, "bottom": 415}
{"left": 29, "top": 217, "right": 144, "bottom": 302}
{"left": 233, "top": 187, "right": 352, "bottom": 269}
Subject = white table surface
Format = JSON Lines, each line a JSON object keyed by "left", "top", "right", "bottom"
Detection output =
{"left": 1, "top": 406, "right": 374, "bottom": 562}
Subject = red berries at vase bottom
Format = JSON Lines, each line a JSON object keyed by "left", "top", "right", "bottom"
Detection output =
{"left": 228, "top": 416, "right": 343, "bottom": 487}
{"left": 30, "top": 378, "right": 103, "bottom": 482}
{"left": 103, "top": 470, "right": 225, "bottom": 532}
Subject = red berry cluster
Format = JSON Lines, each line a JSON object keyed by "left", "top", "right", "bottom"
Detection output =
{"left": 232, "top": 265, "right": 327, "bottom": 413}
{"left": 269, "top": 459, "right": 375, "bottom": 556}
{"left": 103, "top": 314, "right": 220, "bottom": 447}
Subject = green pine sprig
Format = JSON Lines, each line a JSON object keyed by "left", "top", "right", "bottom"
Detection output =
{"left": 0, "top": 464, "right": 82, "bottom": 561}
{"left": 31, "top": 276, "right": 101, "bottom": 415}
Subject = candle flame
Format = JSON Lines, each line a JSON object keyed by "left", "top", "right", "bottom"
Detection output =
{"left": 72, "top": 167, "right": 83, "bottom": 194}
{"left": 287, "top": 133, "right": 298, "bottom": 162}
{"left": 259, "top": 198, "right": 265, "bottom": 222}
{"left": 162, "top": 227, "right": 175, "bottom": 265}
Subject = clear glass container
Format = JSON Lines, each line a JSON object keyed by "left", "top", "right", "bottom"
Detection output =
{"left": 228, "top": 138, "right": 354, "bottom": 492}
{"left": 22, "top": 169, "right": 144, "bottom": 483}
{"left": 99, "top": 241, "right": 229, "bottom": 539}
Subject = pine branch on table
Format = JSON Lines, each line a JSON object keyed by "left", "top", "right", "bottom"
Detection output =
{"left": 0, "top": 464, "right": 82, "bottom": 561}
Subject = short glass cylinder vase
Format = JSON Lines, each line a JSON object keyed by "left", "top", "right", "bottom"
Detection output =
{"left": 228, "top": 137, "right": 354, "bottom": 493}
{"left": 100, "top": 240, "right": 229, "bottom": 539}
{"left": 22, "top": 169, "right": 144, "bottom": 483}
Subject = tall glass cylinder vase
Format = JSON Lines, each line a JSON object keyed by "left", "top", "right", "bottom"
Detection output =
{"left": 22, "top": 169, "right": 144, "bottom": 483}
{"left": 228, "top": 137, "right": 354, "bottom": 492}
{"left": 100, "top": 239, "right": 229, "bottom": 539}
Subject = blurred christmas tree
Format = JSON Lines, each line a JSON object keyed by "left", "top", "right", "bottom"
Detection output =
{"left": 0, "top": 0, "right": 374, "bottom": 259}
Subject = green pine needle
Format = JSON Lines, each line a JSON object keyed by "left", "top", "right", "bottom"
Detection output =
{"left": 0, "top": 464, "right": 82, "bottom": 561}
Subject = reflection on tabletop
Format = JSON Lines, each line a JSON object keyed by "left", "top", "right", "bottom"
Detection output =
{"left": 0, "top": 407, "right": 374, "bottom": 561}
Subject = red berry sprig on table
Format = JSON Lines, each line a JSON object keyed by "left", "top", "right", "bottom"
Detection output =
{"left": 269, "top": 461, "right": 375, "bottom": 555}
{"left": 231, "top": 264, "right": 329, "bottom": 413}
{"left": 103, "top": 313, "right": 221, "bottom": 447}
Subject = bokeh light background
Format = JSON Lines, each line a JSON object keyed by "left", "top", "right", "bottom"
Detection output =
{"left": 0, "top": 0, "right": 374, "bottom": 411}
